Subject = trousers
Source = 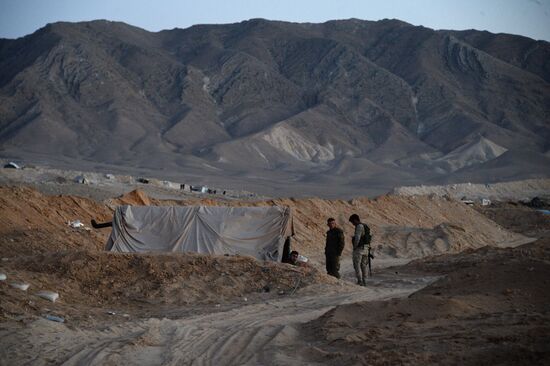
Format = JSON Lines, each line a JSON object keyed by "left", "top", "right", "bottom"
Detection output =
{"left": 325, "top": 254, "right": 341, "bottom": 279}
{"left": 352, "top": 247, "right": 369, "bottom": 283}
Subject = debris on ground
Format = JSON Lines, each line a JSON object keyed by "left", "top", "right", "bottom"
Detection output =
{"left": 68, "top": 220, "right": 84, "bottom": 228}
{"left": 35, "top": 291, "right": 59, "bottom": 302}
{"left": 44, "top": 315, "right": 65, "bottom": 323}
{"left": 9, "top": 282, "right": 29, "bottom": 291}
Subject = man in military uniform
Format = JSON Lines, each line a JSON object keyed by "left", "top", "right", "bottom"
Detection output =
{"left": 325, "top": 217, "right": 345, "bottom": 278}
{"left": 349, "top": 214, "right": 372, "bottom": 286}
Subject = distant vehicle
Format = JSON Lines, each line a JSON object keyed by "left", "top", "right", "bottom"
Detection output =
{"left": 3, "top": 162, "right": 21, "bottom": 169}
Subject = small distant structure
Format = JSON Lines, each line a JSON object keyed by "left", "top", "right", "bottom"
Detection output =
{"left": 74, "top": 175, "right": 89, "bottom": 184}
{"left": 161, "top": 180, "right": 180, "bottom": 189}
{"left": 3, "top": 162, "right": 21, "bottom": 169}
{"left": 481, "top": 198, "right": 491, "bottom": 206}
{"left": 137, "top": 178, "right": 150, "bottom": 184}
{"left": 74, "top": 175, "right": 98, "bottom": 185}
{"left": 460, "top": 196, "right": 474, "bottom": 205}
{"left": 105, "top": 173, "right": 115, "bottom": 180}
{"left": 191, "top": 185, "right": 208, "bottom": 193}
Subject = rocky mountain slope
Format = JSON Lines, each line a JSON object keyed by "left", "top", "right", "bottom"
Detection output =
{"left": 1, "top": 18, "right": 549, "bottom": 196}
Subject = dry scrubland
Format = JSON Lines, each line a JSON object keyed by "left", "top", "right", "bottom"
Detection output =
{"left": 0, "top": 179, "right": 549, "bottom": 365}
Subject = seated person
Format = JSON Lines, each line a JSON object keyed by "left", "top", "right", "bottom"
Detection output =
{"left": 288, "top": 250, "right": 308, "bottom": 267}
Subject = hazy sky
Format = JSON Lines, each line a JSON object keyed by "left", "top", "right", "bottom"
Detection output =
{"left": 1, "top": 0, "right": 549, "bottom": 41}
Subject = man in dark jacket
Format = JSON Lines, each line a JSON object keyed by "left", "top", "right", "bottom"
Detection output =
{"left": 325, "top": 217, "right": 345, "bottom": 278}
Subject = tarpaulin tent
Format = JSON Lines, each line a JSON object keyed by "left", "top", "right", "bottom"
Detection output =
{"left": 105, "top": 205, "right": 294, "bottom": 261}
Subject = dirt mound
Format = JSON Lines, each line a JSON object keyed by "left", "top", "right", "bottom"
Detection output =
{"left": 0, "top": 185, "right": 529, "bottom": 262}
{"left": 301, "top": 239, "right": 550, "bottom": 365}
{"left": 0, "top": 186, "right": 112, "bottom": 256}
{"left": 272, "top": 194, "right": 528, "bottom": 260}
{"left": 0, "top": 250, "right": 336, "bottom": 323}
{"left": 474, "top": 201, "right": 550, "bottom": 239}
{"left": 402, "top": 235, "right": 550, "bottom": 274}
{"left": 114, "top": 189, "right": 152, "bottom": 206}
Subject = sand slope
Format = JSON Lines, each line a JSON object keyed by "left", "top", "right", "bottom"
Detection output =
{"left": 300, "top": 239, "right": 550, "bottom": 365}
{"left": 0, "top": 186, "right": 530, "bottom": 261}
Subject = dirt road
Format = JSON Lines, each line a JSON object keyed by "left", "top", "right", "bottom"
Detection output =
{"left": 0, "top": 271, "right": 435, "bottom": 366}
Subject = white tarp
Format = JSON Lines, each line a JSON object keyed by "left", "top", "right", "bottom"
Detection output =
{"left": 105, "top": 205, "right": 294, "bottom": 261}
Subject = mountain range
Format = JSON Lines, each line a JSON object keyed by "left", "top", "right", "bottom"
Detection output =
{"left": 1, "top": 18, "right": 549, "bottom": 197}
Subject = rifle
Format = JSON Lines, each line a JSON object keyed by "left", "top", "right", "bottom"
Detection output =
{"left": 367, "top": 246, "right": 374, "bottom": 277}
{"left": 90, "top": 219, "right": 113, "bottom": 229}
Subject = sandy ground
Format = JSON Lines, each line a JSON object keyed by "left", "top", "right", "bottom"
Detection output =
{"left": 300, "top": 239, "right": 550, "bottom": 365}
{"left": 0, "top": 264, "right": 436, "bottom": 366}
{"left": 0, "top": 166, "right": 548, "bottom": 365}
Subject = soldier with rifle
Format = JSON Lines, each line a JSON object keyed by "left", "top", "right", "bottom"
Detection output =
{"left": 348, "top": 214, "right": 373, "bottom": 286}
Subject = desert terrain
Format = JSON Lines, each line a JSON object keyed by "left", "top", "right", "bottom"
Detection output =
{"left": 0, "top": 165, "right": 549, "bottom": 365}
{"left": 1, "top": 10, "right": 549, "bottom": 366}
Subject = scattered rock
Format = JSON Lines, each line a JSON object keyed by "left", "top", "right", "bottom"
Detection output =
{"left": 10, "top": 282, "right": 30, "bottom": 291}
{"left": 35, "top": 291, "right": 59, "bottom": 302}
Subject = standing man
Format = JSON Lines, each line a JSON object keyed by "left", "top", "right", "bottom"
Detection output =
{"left": 325, "top": 218, "right": 345, "bottom": 278}
{"left": 349, "top": 214, "right": 372, "bottom": 286}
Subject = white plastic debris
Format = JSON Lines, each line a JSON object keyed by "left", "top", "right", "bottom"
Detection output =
{"left": 68, "top": 220, "right": 84, "bottom": 228}
{"left": 10, "top": 282, "right": 30, "bottom": 291}
{"left": 0, "top": 273, "right": 6, "bottom": 281}
{"left": 106, "top": 311, "right": 116, "bottom": 315}
{"left": 297, "top": 255, "right": 309, "bottom": 263}
{"left": 44, "top": 315, "right": 65, "bottom": 323}
{"left": 36, "top": 291, "right": 59, "bottom": 302}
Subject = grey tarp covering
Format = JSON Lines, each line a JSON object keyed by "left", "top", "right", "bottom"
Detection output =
{"left": 105, "top": 205, "right": 294, "bottom": 261}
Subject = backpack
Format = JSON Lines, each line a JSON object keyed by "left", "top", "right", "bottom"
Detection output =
{"left": 360, "top": 223, "right": 372, "bottom": 247}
